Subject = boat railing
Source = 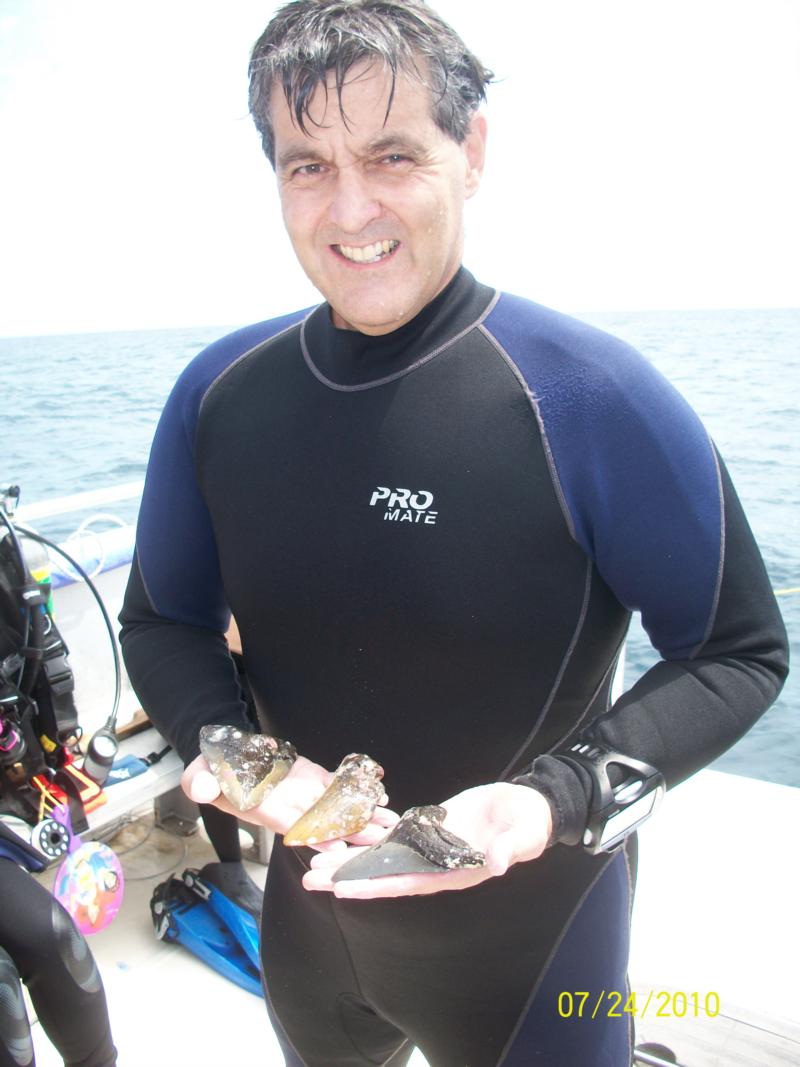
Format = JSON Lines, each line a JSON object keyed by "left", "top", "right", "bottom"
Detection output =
{"left": 15, "top": 480, "right": 144, "bottom": 522}
{"left": 16, "top": 481, "right": 142, "bottom": 588}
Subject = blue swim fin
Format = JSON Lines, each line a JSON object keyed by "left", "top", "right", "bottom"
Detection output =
{"left": 150, "top": 876, "right": 262, "bottom": 997}
{"left": 181, "top": 862, "right": 263, "bottom": 972}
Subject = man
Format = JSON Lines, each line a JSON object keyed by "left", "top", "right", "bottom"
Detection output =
{"left": 119, "top": 2, "right": 788, "bottom": 1065}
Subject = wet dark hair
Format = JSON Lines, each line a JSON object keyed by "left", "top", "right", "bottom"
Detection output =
{"left": 248, "top": 0, "right": 493, "bottom": 165}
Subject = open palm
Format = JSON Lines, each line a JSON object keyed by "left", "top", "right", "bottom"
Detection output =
{"left": 303, "top": 781, "right": 554, "bottom": 898}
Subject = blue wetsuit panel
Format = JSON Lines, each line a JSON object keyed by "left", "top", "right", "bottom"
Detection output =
{"left": 135, "top": 311, "right": 307, "bottom": 629}
{"left": 483, "top": 294, "right": 723, "bottom": 660}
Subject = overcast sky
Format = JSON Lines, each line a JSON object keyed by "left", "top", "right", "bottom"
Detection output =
{"left": 1, "top": 0, "right": 798, "bottom": 337}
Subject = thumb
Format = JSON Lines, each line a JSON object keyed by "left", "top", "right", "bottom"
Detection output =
{"left": 181, "top": 759, "right": 222, "bottom": 804}
{"left": 484, "top": 830, "right": 516, "bottom": 877}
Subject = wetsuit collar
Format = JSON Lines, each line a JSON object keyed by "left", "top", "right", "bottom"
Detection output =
{"left": 301, "top": 267, "right": 496, "bottom": 389}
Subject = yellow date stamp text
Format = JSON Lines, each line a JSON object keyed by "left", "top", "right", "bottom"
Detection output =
{"left": 557, "top": 990, "right": 721, "bottom": 1020}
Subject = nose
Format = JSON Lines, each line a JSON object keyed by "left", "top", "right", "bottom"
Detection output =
{"left": 327, "top": 164, "right": 383, "bottom": 235}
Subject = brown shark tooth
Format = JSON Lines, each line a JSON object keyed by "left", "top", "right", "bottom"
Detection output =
{"left": 283, "top": 753, "right": 385, "bottom": 846}
{"left": 332, "top": 805, "right": 486, "bottom": 881}
{"left": 199, "top": 724, "right": 297, "bottom": 811}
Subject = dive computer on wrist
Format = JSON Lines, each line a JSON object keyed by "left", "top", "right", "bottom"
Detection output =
{"left": 556, "top": 740, "right": 665, "bottom": 853}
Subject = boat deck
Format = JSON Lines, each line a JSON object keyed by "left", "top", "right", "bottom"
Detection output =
{"left": 29, "top": 812, "right": 284, "bottom": 1067}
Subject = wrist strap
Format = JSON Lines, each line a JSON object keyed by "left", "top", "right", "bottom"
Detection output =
{"left": 555, "top": 739, "right": 665, "bottom": 853}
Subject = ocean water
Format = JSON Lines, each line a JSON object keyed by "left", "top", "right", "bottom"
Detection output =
{"left": 2, "top": 307, "right": 798, "bottom": 786}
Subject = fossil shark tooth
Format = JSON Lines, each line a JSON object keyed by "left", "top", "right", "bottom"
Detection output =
{"left": 283, "top": 753, "right": 385, "bottom": 846}
{"left": 331, "top": 805, "right": 486, "bottom": 882}
{"left": 199, "top": 724, "right": 297, "bottom": 811}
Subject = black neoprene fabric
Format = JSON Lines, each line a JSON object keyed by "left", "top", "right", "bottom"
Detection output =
{"left": 119, "top": 268, "right": 788, "bottom": 1066}
{"left": 0, "top": 859, "right": 116, "bottom": 1067}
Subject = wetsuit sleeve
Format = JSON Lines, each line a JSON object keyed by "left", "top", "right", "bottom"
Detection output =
{"left": 119, "top": 314, "right": 307, "bottom": 763}
{"left": 119, "top": 554, "right": 249, "bottom": 765}
{"left": 118, "top": 364, "right": 251, "bottom": 764}
{"left": 518, "top": 456, "right": 789, "bottom": 845}
{"left": 485, "top": 298, "right": 790, "bottom": 844}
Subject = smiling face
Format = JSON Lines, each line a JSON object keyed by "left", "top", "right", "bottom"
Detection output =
{"left": 271, "top": 61, "right": 487, "bottom": 335}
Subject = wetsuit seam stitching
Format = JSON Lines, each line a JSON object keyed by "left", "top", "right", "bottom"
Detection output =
{"left": 270, "top": 849, "right": 373, "bottom": 1066}
{"left": 477, "top": 324, "right": 580, "bottom": 545}
{"left": 326, "top": 902, "right": 380, "bottom": 1042}
{"left": 332, "top": 992, "right": 399, "bottom": 1067}
{"left": 495, "top": 854, "right": 615, "bottom": 1067}
{"left": 132, "top": 550, "right": 160, "bottom": 619}
{"left": 551, "top": 629, "right": 629, "bottom": 749}
{"left": 191, "top": 318, "right": 309, "bottom": 504}
{"left": 499, "top": 557, "right": 594, "bottom": 779}
{"left": 622, "top": 845, "right": 636, "bottom": 1062}
{"left": 195, "top": 317, "right": 309, "bottom": 426}
{"left": 689, "top": 437, "right": 725, "bottom": 660}
{"left": 300, "top": 290, "right": 502, "bottom": 392}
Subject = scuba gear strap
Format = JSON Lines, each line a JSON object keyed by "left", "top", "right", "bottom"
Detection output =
{"left": 1, "top": 489, "right": 80, "bottom": 823}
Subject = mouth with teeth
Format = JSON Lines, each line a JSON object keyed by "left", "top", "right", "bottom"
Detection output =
{"left": 334, "top": 239, "right": 400, "bottom": 265}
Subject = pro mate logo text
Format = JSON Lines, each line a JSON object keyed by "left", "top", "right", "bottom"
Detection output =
{"left": 369, "top": 487, "right": 438, "bottom": 526}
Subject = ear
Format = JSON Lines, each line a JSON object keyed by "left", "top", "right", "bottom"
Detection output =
{"left": 463, "top": 112, "right": 488, "bottom": 200}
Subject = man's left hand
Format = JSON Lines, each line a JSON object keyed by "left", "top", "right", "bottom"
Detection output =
{"left": 301, "top": 782, "right": 553, "bottom": 898}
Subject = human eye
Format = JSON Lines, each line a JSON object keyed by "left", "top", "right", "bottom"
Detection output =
{"left": 288, "top": 158, "right": 328, "bottom": 182}
{"left": 383, "top": 152, "right": 415, "bottom": 165}
{"left": 372, "top": 152, "right": 415, "bottom": 174}
{"left": 281, "top": 160, "right": 328, "bottom": 185}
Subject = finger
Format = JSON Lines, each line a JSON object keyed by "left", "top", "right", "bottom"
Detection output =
{"left": 184, "top": 767, "right": 223, "bottom": 805}
{"left": 258, "top": 760, "right": 334, "bottom": 830}
{"left": 370, "top": 806, "right": 401, "bottom": 827}
{"left": 331, "top": 868, "right": 488, "bottom": 899}
{"left": 180, "top": 755, "right": 212, "bottom": 794}
{"left": 344, "top": 824, "right": 391, "bottom": 846}
{"left": 286, "top": 755, "right": 334, "bottom": 787}
{"left": 484, "top": 832, "right": 514, "bottom": 877}
{"left": 183, "top": 768, "right": 264, "bottom": 824}
{"left": 306, "top": 839, "right": 349, "bottom": 853}
{"left": 302, "top": 868, "right": 337, "bottom": 892}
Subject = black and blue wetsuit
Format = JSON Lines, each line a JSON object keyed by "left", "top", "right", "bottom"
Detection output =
{"left": 120, "top": 269, "right": 787, "bottom": 1067}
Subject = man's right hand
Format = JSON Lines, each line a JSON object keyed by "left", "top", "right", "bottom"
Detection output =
{"left": 181, "top": 754, "right": 396, "bottom": 849}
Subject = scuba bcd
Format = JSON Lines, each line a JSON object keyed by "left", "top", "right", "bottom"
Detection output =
{"left": 0, "top": 486, "right": 83, "bottom": 824}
